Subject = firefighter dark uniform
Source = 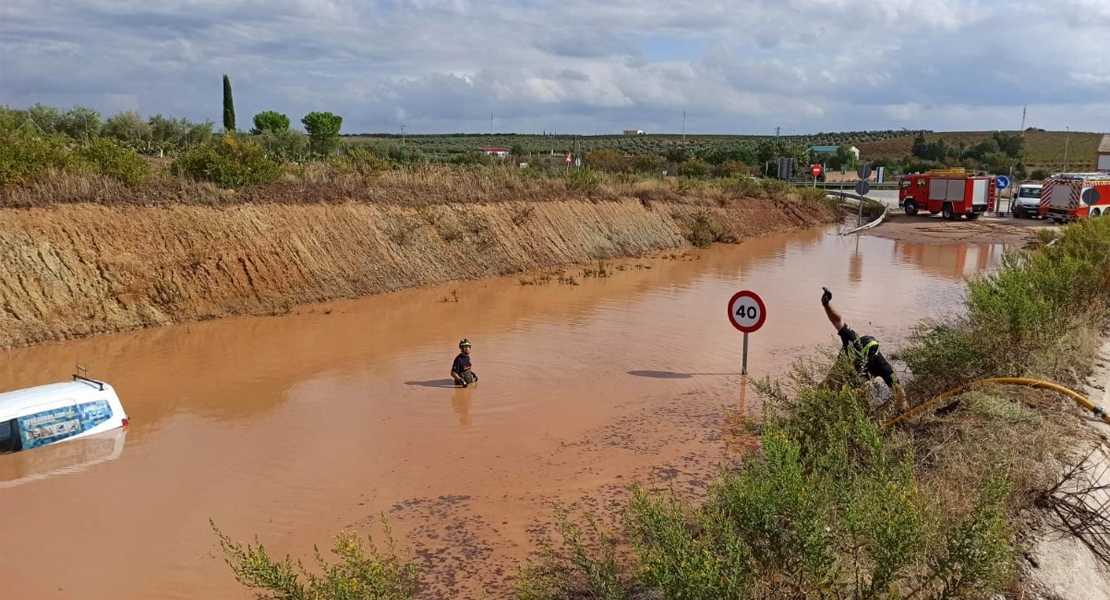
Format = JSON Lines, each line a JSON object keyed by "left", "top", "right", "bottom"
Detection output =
{"left": 837, "top": 324, "right": 898, "bottom": 389}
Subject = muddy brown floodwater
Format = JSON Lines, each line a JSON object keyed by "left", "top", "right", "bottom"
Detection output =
{"left": 0, "top": 226, "right": 1008, "bottom": 599}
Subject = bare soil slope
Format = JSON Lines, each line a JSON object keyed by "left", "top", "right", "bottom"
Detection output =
{"left": 0, "top": 195, "right": 835, "bottom": 348}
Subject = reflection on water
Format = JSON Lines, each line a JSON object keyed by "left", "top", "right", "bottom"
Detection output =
{"left": 0, "top": 428, "right": 127, "bottom": 490}
{"left": 0, "top": 226, "right": 1011, "bottom": 600}
{"left": 894, "top": 241, "right": 1003, "bottom": 281}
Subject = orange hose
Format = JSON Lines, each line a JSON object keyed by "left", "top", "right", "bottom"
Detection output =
{"left": 883, "top": 377, "right": 1109, "bottom": 429}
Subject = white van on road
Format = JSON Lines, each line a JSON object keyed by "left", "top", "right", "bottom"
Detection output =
{"left": 0, "top": 374, "right": 129, "bottom": 454}
{"left": 1011, "top": 183, "right": 1044, "bottom": 218}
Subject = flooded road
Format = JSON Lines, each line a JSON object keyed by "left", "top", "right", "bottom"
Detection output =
{"left": 0, "top": 227, "right": 1005, "bottom": 599}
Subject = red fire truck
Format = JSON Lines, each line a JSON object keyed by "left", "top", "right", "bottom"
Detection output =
{"left": 1038, "top": 173, "right": 1110, "bottom": 222}
{"left": 898, "top": 168, "right": 997, "bottom": 220}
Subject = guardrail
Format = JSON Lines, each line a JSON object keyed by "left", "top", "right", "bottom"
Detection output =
{"left": 790, "top": 181, "right": 899, "bottom": 190}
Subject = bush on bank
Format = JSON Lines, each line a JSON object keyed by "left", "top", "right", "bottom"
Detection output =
{"left": 903, "top": 216, "right": 1110, "bottom": 396}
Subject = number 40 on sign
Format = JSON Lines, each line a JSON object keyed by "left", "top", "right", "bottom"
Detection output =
{"left": 727, "top": 290, "right": 766, "bottom": 374}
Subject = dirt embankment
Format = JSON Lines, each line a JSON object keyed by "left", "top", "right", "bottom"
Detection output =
{"left": 0, "top": 195, "right": 836, "bottom": 348}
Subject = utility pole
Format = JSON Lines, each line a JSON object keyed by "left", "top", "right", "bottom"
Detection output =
{"left": 682, "top": 110, "right": 686, "bottom": 143}
{"left": 775, "top": 126, "right": 780, "bottom": 139}
{"left": 490, "top": 112, "right": 493, "bottom": 136}
{"left": 1064, "top": 126, "right": 1070, "bottom": 171}
{"left": 401, "top": 125, "right": 406, "bottom": 148}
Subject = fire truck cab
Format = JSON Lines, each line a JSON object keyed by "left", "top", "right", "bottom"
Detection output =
{"left": 898, "top": 169, "right": 997, "bottom": 220}
{"left": 1038, "top": 173, "right": 1110, "bottom": 222}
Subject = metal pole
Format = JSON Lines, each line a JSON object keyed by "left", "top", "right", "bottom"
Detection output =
{"left": 858, "top": 199, "right": 863, "bottom": 226}
{"left": 741, "top": 332, "right": 749, "bottom": 375}
{"left": 1063, "top": 127, "right": 1070, "bottom": 171}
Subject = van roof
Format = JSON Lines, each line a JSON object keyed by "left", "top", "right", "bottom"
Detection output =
{"left": 0, "top": 380, "right": 116, "bottom": 417}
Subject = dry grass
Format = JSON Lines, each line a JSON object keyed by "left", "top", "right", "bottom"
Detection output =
{"left": 891, "top": 384, "right": 1091, "bottom": 519}
{"left": 0, "top": 164, "right": 835, "bottom": 210}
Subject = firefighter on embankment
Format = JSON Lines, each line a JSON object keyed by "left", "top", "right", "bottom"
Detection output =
{"left": 821, "top": 287, "right": 908, "bottom": 413}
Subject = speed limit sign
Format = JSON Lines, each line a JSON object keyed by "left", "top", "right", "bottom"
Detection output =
{"left": 727, "top": 290, "right": 766, "bottom": 333}
{"left": 728, "top": 290, "right": 765, "bottom": 375}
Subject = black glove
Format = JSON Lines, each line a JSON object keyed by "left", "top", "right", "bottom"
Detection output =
{"left": 821, "top": 287, "right": 832, "bottom": 307}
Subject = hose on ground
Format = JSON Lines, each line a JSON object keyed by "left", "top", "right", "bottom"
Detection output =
{"left": 883, "top": 377, "right": 1110, "bottom": 430}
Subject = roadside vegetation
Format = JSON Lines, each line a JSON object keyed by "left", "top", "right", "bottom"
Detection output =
{"left": 0, "top": 104, "right": 837, "bottom": 219}
{"left": 215, "top": 217, "right": 1110, "bottom": 599}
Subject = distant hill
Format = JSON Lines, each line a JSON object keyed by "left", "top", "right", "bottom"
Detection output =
{"left": 342, "top": 129, "right": 1105, "bottom": 171}
{"left": 855, "top": 131, "right": 1104, "bottom": 170}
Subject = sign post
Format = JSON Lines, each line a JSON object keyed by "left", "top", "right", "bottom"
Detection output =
{"left": 996, "top": 175, "right": 1011, "bottom": 217}
{"left": 727, "top": 290, "right": 767, "bottom": 375}
{"left": 810, "top": 164, "right": 823, "bottom": 187}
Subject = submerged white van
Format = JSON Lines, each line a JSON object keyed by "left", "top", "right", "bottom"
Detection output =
{"left": 0, "top": 374, "right": 129, "bottom": 454}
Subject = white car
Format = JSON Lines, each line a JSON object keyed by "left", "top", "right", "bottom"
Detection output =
{"left": 1011, "top": 183, "right": 1043, "bottom": 218}
{"left": 0, "top": 374, "right": 129, "bottom": 454}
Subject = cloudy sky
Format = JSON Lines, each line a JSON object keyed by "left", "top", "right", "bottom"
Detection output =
{"left": 1, "top": 0, "right": 1107, "bottom": 135}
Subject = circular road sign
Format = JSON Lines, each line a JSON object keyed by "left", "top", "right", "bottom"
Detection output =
{"left": 857, "top": 164, "right": 873, "bottom": 180}
{"left": 854, "top": 180, "right": 871, "bottom": 196}
{"left": 1081, "top": 187, "right": 1100, "bottom": 206}
{"left": 728, "top": 290, "right": 767, "bottom": 333}
{"left": 811, "top": 164, "right": 823, "bottom": 177}
{"left": 996, "top": 175, "right": 1010, "bottom": 190}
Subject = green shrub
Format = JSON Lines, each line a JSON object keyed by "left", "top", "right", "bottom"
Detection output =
{"left": 0, "top": 130, "right": 69, "bottom": 185}
{"left": 686, "top": 211, "right": 736, "bottom": 247}
{"left": 759, "top": 178, "right": 793, "bottom": 197}
{"left": 172, "top": 134, "right": 283, "bottom": 188}
{"left": 620, "top": 384, "right": 1012, "bottom": 600}
{"left": 72, "top": 137, "right": 150, "bottom": 185}
{"left": 565, "top": 168, "right": 604, "bottom": 193}
{"left": 721, "top": 176, "right": 763, "bottom": 197}
{"left": 904, "top": 217, "right": 1110, "bottom": 389}
{"left": 332, "top": 146, "right": 394, "bottom": 175}
{"left": 516, "top": 512, "right": 630, "bottom": 600}
{"left": 213, "top": 519, "right": 420, "bottom": 600}
{"left": 678, "top": 157, "right": 711, "bottom": 177}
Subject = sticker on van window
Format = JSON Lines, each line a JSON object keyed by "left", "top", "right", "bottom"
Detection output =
{"left": 18, "top": 400, "right": 113, "bottom": 449}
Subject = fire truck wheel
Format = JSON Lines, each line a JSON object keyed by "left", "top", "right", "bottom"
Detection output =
{"left": 1093, "top": 208, "right": 1102, "bottom": 218}
{"left": 942, "top": 203, "right": 955, "bottom": 220}
{"left": 903, "top": 200, "right": 918, "bottom": 216}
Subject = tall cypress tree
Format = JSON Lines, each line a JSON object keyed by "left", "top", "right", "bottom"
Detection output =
{"left": 222, "top": 74, "right": 236, "bottom": 132}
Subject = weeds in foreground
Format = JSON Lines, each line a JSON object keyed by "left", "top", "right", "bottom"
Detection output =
{"left": 212, "top": 517, "right": 420, "bottom": 600}
{"left": 521, "top": 384, "right": 1015, "bottom": 600}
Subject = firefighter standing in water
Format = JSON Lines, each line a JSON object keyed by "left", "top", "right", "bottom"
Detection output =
{"left": 451, "top": 339, "right": 478, "bottom": 387}
{"left": 821, "top": 287, "right": 908, "bottom": 412}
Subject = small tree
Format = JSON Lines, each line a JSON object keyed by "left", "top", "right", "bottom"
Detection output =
{"left": 26, "top": 103, "right": 63, "bottom": 134}
{"left": 104, "top": 111, "right": 152, "bottom": 147}
{"left": 222, "top": 74, "right": 236, "bottom": 132}
{"left": 251, "top": 111, "right": 290, "bottom": 135}
{"left": 302, "top": 111, "right": 343, "bottom": 156}
{"left": 58, "top": 106, "right": 102, "bottom": 141}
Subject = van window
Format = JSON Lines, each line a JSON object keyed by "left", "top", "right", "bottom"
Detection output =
{"left": 18, "top": 404, "right": 81, "bottom": 450}
{"left": 1018, "top": 187, "right": 1041, "bottom": 198}
{"left": 0, "top": 419, "right": 20, "bottom": 453}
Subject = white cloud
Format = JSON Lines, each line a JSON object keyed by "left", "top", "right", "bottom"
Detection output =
{"left": 0, "top": 0, "right": 1107, "bottom": 134}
